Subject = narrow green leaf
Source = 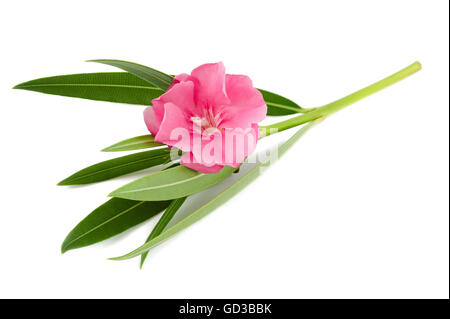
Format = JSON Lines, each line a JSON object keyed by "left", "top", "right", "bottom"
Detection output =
{"left": 14, "top": 67, "right": 302, "bottom": 116}
{"left": 58, "top": 148, "right": 171, "bottom": 185}
{"left": 109, "top": 165, "right": 236, "bottom": 201}
{"left": 140, "top": 197, "right": 187, "bottom": 268}
{"left": 102, "top": 134, "right": 163, "bottom": 152}
{"left": 110, "top": 121, "right": 319, "bottom": 260}
{"left": 61, "top": 198, "right": 171, "bottom": 253}
{"left": 14, "top": 69, "right": 301, "bottom": 116}
{"left": 13, "top": 72, "right": 163, "bottom": 105}
{"left": 87, "top": 59, "right": 174, "bottom": 91}
{"left": 259, "top": 89, "right": 304, "bottom": 115}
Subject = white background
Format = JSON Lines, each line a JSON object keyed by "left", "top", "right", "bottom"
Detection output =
{"left": 0, "top": 0, "right": 448, "bottom": 299}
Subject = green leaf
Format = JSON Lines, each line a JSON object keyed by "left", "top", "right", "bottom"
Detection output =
{"left": 87, "top": 59, "right": 174, "bottom": 91}
{"left": 110, "top": 121, "right": 319, "bottom": 260}
{"left": 13, "top": 72, "right": 163, "bottom": 105}
{"left": 140, "top": 197, "right": 187, "bottom": 268}
{"left": 259, "top": 89, "right": 304, "bottom": 116}
{"left": 102, "top": 134, "right": 163, "bottom": 152}
{"left": 14, "top": 69, "right": 301, "bottom": 116}
{"left": 58, "top": 148, "right": 171, "bottom": 185}
{"left": 109, "top": 165, "right": 236, "bottom": 201}
{"left": 61, "top": 198, "right": 171, "bottom": 253}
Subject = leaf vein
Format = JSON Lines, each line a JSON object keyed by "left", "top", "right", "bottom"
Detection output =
{"left": 63, "top": 201, "right": 145, "bottom": 249}
{"left": 17, "top": 83, "right": 163, "bottom": 91}
{"left": 65, "top": 153, "right": 170, "bottom": 183}
{"left": 266, "top": 102, "right": 302, "bottom": 112}
{"left": 116, "top": 172, "right": 206, "bottom": 194}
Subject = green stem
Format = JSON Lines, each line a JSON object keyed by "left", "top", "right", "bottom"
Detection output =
{"left": 260, "top": 61, "right": 421, "bottom": 137}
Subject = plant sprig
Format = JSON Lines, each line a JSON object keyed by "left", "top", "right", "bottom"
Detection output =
{"left": 14, "top": 60, "right": 421, "bottom": 267}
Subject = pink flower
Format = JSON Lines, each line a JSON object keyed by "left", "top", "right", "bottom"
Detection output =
{"left": 144, "top": 62, "right": 267, "bottom": 173}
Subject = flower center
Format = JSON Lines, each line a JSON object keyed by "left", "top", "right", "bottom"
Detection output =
{"left": 190, "top": 116, "right": 210, "bottom": 128}
{"left": 190, "top": 105, "right": 221, "bottom": 130}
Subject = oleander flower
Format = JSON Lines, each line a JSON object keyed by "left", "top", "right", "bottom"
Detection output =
{"left": 144, "top": 62, "right": 267, "bottom": 173}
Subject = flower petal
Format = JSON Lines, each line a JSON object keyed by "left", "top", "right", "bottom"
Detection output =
{"left": 219, "top": 74, "right": 267, "bottom": 128}
{"left": 173, "top": 73, "right": 191, "bottom": 84}
{"left": 181, "top": 152, "right": 224, "bottom": 173}
{"left": 221, "top": 124, "right": 259, "bottom": 167}
{"left": 154, "top": 103, "right": 192, "bottom": 151}
{"left": 191, "top": 62, "right": 230, "bottom": 107}
{"left": 153, "top": 81, "right": 199, "bottom": 117}
{"left": 143, "top": 106, "right": 162, "bottom": 136}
